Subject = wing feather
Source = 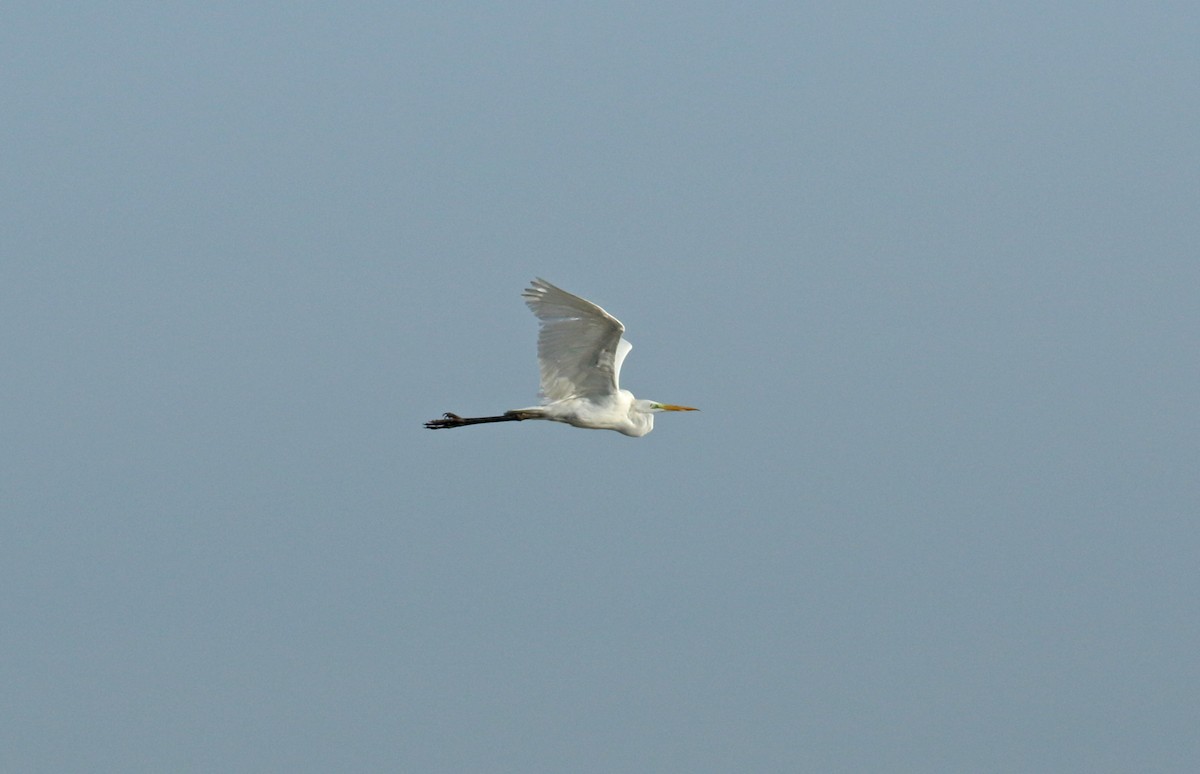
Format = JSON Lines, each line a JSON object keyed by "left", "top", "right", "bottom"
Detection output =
{"left": 521, "top": 278, "right": 630, "bottom": 401}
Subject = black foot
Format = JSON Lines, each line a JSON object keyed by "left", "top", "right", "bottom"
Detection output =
{"left": 424, "top": 412, "right": 464, "bottom": 429}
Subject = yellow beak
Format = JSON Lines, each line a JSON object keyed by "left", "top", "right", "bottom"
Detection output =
{"left": 659, "top": 404, "right": 699, "bottom": 411}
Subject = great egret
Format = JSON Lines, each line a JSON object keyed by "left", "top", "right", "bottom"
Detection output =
{"left": 425, "top": 278, "right": 697, "bottom": 437}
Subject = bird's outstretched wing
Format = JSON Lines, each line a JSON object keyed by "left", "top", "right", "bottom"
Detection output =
{"left": 522, "top": 278, "right": 632, "bottom": 402}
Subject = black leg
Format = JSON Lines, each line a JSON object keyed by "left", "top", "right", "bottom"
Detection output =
{"left": 424, "top": 412, "right": 526, "bottom": 429}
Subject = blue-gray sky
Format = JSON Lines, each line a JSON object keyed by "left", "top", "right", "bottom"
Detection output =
{"left": 4, "top": 3, "right": 1198, "bottom": 771}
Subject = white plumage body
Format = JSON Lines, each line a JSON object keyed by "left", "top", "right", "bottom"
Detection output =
{"left": 425, "top": 279, "right": 696, "bottom": 437}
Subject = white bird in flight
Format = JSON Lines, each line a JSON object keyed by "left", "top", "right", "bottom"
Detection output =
{"left": 425, "top": 278, "right": 698, "bottom": 437}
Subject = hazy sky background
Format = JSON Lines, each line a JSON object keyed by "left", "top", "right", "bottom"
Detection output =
{"left": 3, "top": 3, "right": 1198, "bottom": 771}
